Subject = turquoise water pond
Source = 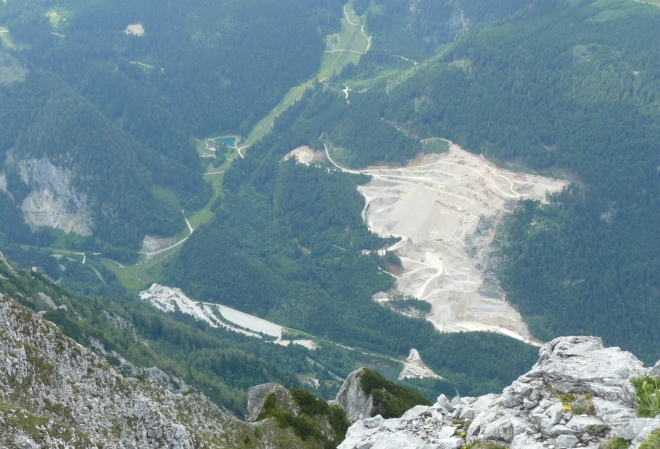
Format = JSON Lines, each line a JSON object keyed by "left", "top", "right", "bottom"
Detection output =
{"left": 217, "top": 136, "right": 238, "bottom": 148}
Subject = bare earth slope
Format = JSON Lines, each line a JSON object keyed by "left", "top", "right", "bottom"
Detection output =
{"left": 327, "top": 143, "right": 567, "bottom": 343}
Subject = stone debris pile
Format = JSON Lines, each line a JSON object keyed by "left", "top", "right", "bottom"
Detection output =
{"left": 339, "top": 336, "right": 660, "bottom": 449}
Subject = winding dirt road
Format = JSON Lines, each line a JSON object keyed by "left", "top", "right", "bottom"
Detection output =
{"left": 324, "top": 3, "right": 372, "bottom": 56}
{"left": 139, "top": 210, "right": 194, "bottom": 257}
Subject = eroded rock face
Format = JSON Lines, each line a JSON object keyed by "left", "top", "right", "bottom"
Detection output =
{"left": 18, "top": 158, "right": 93, "bottom": 236}
{"left": 0, "top": 292, "right": 317, "bottom": 449}
{"left": 335, "top": 368, "right": 374, "bottom": 422}
{"left": 0, "top": 293, "right": 227, "bottom": 448}
{"left": 338, "top": 336, "right": 659, "bottom": 449}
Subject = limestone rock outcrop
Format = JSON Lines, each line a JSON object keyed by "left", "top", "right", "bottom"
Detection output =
{"left": 0, "top": 291, "right": 322, "bottom": 448}
{"left": 18, "top": 158, "right": 93, "bottom": 236}
{"left": 338, "top": 336, "right": 660, "bottom": 449}
{"left": 334, "top": 368, "right": 374, "bottom": 422}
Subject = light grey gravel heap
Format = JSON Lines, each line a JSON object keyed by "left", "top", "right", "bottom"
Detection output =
{"left": 338, "top": 336, "right": 659, "bottom": 449}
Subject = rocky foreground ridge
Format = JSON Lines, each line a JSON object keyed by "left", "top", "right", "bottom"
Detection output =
{"left": 0, "top": 290, "right": 333, "bottom": 449}
{"left": 339, "top": 336, "right": 660, "bottom": 449}
{"left": 1, "top": 245, "right": 659, "bottom": 449}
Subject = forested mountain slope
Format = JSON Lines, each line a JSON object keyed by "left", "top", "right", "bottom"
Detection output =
{"left": 354, "top": 0, "right": 534, "bottom": 60}
{"left": 370, "top": 0, "right": 660, "bottom": 362}
{"left": 0, "top": 0, "right": 344, "bottom": 254}
{"left": 0, "top": 0, "right": 343, "bottom": 136}
{"left": 0, "top": 74, "right": 202, "bottom": 255}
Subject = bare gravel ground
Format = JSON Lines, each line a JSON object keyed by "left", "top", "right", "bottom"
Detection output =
{"left": 327, "top": 143, "right": 568, "bottom": 344}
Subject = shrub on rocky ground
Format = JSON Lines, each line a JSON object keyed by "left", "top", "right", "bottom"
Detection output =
{"left": 463, "top": 442, "right": 508, "bottom": 449}
{"left": 639, "top": 428, "right": 660, "bottom": 449}
{"left": 603, "top": 437, "right": 631, "bottom": 449}
{"left": 632, "top": 375, "right": 660, "bottom": 418}
{"left": 359, "top": 368, "right": 431, "bottom": 419}
{"left": 558, "top": 392, "right": 595, "bottom": 415}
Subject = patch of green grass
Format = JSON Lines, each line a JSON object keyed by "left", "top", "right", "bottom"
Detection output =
{"left": 464, "top": 442, "right": 509, "bottom": 449}
{"left": 639, "top": 428, "right": 660, "bottom": 449}
{"left": 422, "top": 139, "right": 450, "bottom": 155}
{"left": 632, "top": 375, "right": 660, "bottom": 418}
{"left": 101, "top": 247, "right": 180, "bottom": 291}
{"left": 245, "top": 0, "right": 369, "bottom": 146}
{"left": 152, "top": 187, "right": 183, "bottom": 212}
{"left": 603, "top": 437, "right": 632, "bottom": 449}
{"left": 587, "top": 424, "right": 610, "bottom": 437}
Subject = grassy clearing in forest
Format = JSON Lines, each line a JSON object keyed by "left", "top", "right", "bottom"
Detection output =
{"left": 422, "top": 138, "right": 450, "bottom": 154}
{"left": 245, "top": 0, "right": 369, "bottom": 146}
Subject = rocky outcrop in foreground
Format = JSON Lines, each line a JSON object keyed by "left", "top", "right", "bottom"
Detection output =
{"left": 0, "top": 291, "right": 325, "bottom": 449}
{"left": 334, "top": 368, "right": 374, "bottom": 422}
{"left": 339, "top": 336, "right": 660, "bottom": 449}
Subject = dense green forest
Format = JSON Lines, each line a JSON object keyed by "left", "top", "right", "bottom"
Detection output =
{"left": 0, "top": 0, "right": 345, "bottom": 252}
{"left": 369, "top": 0, "right": 660, "bottom": 363}
{"left": 0, "top": 0, "right": 344, "bottom": 136}
{"left": 351, "top": 0, "right": 534, "bottom": 60}
{"left": 0, "top": 73, "right": 208, "bottom": 254}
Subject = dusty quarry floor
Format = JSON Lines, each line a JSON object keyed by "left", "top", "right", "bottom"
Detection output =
{"left": 326, "top": 143, "right": 568, "bottom": 344}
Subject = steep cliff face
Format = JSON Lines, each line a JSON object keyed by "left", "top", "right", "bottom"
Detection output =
{"left": 334, "top": 368, "right": 374, "bottom": 422}
{"left": 248, "top": 383, "right": 301, "bottom": 421}
{"left": 18, "top": 157, "right": 93, "bottom": 236}
{"left": 339, "top": 337, "right": 660, "bottom": 449}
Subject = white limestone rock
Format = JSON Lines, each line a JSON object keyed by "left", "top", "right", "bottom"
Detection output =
{"left": 335, "top": 368, "right": 374, "bottom": 422}
{"left": 627, "top": 416, "right": 660, "bottom": 448}
{"left": 18, "top": 158, "right": 93, "bottom": 236}
{"left": 0, "top": 251, "right": 17, "bottom": 277}
{"left": 338, "top": 336, "right": 656, "bottom": 449}
{"left": 650, "top": 360, "right": 660, "bottom": 377}
{"left": 435, "top": 437, "right": 464, "bottom": 449}
{"left": 556, "top": 434, "right": 579, "bottom": 448}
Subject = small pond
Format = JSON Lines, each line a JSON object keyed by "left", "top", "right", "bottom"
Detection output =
{"left": 216, "top": 136, "right": 238, "bottom": 148}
